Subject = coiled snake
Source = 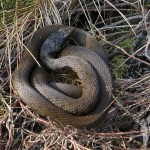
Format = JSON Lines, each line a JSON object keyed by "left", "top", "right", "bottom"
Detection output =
{"left": 12, "top": 25, "right": 113, "bottom": 129}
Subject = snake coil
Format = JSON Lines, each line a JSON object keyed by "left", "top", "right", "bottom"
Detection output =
{"left": 12, "top": 25, "right": 113, "bottom": 129}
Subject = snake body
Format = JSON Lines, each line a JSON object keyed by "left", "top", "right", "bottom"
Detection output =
{"left": 12, "top": 25, "right": 113, "bottom": 129}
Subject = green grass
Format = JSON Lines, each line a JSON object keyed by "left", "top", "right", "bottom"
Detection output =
{"left": 0, "top": 0, "right": 35, "bottom": 24}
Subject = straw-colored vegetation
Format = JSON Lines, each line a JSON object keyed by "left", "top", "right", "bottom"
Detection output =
{"left": 0, "top": 0, "right": 150, "bottom": 149}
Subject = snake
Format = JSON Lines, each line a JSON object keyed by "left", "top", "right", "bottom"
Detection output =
{"left": 12, "top": 25, "right": 113, "bottom": 129}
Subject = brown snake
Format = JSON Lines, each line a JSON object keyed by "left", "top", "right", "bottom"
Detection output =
{"left": 12, "top": 25, "right": 113, "bottom": 129}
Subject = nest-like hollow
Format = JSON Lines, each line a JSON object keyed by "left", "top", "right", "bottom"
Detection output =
{"left": 0, "top": 0, "right": 150, "bottom": 149}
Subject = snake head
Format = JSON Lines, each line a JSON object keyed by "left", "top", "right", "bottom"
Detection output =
{"left": 58, "top": 26, "right": 74, "bottom": 39}
{"left": 40, "top": 27, "right": 74, "bottom": 58}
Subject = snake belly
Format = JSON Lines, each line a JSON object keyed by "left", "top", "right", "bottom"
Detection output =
{"left": 12, "top": 25, "right": 113, "bottom": 129}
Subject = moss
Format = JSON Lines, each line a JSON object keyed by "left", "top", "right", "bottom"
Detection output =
{"left": 111, "top": 37, "right": 134, "bottom": 78}
{"left": 118, "top": 37, "right": 134, "bottom": 49}
{"left": 111, "top": 55, "right": 128, "bottom": 78}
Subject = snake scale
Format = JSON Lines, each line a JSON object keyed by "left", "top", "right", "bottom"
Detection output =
{"left": 12, "top": 25, "right": 113, "bottom": 129}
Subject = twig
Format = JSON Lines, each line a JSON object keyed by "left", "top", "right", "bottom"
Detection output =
{"left": 19, "top": 100, "right": 51, "bottom": 127}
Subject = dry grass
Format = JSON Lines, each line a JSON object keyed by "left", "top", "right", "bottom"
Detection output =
{"left": 0, "top": 0, "right": 150, "bottom": 149}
